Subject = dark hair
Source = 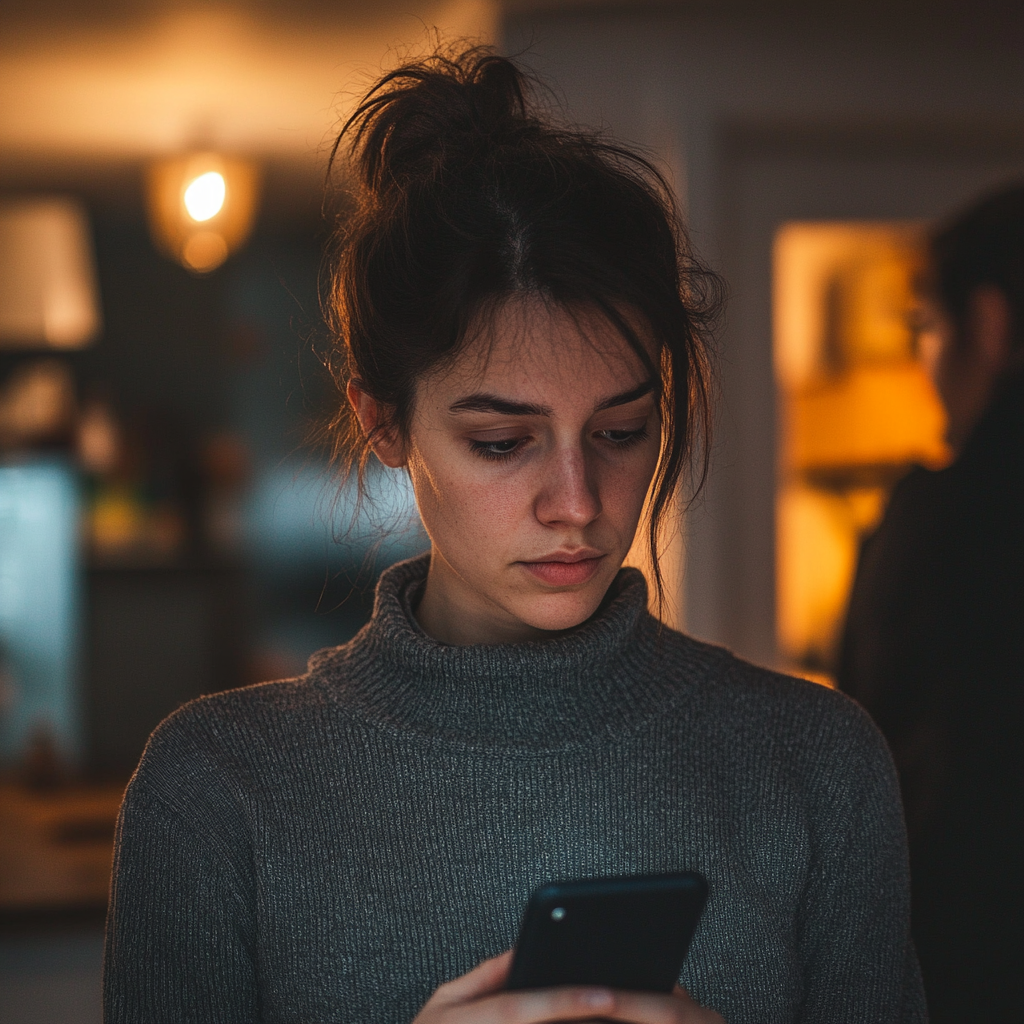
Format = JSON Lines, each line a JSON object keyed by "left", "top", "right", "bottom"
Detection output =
{"left": 323, "top": 45, "right": 721, "bottom": 605}
{"left": 929, "top": 181, "right": 1024, "bottom": 351}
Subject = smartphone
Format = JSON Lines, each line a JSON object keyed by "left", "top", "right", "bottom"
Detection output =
{"left": 506, "top": 871, "right": 708, "bottom": 993}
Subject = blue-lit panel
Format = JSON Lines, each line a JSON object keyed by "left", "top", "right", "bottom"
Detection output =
{"left": 0, "top": 460, "right": 81, "bottom": 765}
{"left": 244, "top": 459, "right": 428, "bottom": 569}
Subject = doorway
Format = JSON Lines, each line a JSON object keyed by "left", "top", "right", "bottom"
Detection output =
{"left": 683, "top": 125, "right": 1024, "bottom": 671}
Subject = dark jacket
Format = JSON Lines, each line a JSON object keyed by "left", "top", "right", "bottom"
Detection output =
{"left": 840, "top": 370, "right": 1024, "bottom": 1024}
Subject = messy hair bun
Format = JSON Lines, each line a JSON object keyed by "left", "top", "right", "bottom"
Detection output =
{"left": 323, "top": 44, "right": 720, "bottom": 604}
{"left": 340, "top": 49, "right": 531, "bottom": 195}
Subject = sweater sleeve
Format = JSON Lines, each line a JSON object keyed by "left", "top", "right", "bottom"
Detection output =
{"left": 103, "top": 712, "right": 258, "bottom": 1024}
{"left": 795, "top": 698, "right": 927, "bottom": 1024}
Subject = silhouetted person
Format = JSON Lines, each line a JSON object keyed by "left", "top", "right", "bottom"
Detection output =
{"left": 840, "top": 183, "right": 1023, "bottom": 1024}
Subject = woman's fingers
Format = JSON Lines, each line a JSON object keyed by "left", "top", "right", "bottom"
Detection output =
{"left": 419, "top": 964, "right": 621, "bottom": 1024}
{"left": 432, "top": 984, "right": 621, "bottom": 1024}
{"left": 596, "top": 986, "right": 726, "bottom": 1024}
{"left": 428, "top": 950, "right": 514, "bottom": 1004}
{"left": 418, "top": 957, "right": 726, "bottom": 1024}
{"left": 420, "top": 973, "right": 724, "bottom": 1024}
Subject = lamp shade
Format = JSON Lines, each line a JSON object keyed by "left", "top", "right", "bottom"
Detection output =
{"left": 0, "top": 198, "right": 102, "bottom": 349}
{"left": 146, "top": 153, "right": 259, "bottom": 274}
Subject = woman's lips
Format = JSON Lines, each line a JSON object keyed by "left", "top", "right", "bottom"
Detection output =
{"left": 519, "top": 555, "right": 605, "bottom": 587}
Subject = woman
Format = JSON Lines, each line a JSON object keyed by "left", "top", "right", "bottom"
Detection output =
{"left": 104, "top": 48, "right": 925, "bottom": 1024}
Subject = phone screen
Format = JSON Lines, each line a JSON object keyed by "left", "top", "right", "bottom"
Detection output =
{"left": 506, "top": 871, "right": 708, "bottom": 993}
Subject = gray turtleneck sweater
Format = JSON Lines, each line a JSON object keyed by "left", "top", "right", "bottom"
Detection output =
{"left": 104, "top": 555, "right": 925, "bottom": 1023}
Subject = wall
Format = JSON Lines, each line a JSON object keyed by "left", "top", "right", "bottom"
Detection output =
{"left": 502, "top": 3, "right": 1024, "bottom": 666}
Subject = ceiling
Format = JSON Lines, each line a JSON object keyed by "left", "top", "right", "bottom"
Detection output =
{"left": 2, "top": 0, "right": 1021, "bottom": 162}
{"left": 0, "top": 0, "right": 496, "bottom": 164}
{"left": 0, "top": 0, "right": 1019, "bottom": 221}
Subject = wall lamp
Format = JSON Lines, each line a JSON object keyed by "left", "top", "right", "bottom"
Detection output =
{"left": 146, "top": 154, "right": 259, "bottom": 274}
{"left": 0, "top": 198, "right": 101, "bottom": 350}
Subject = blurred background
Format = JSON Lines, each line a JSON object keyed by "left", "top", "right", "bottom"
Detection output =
{"left": 0, "top": 0, "right": 1022, "bottom": 1020}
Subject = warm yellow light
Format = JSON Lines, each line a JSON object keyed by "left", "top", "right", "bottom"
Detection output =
{"left": 776, "top": 484, "right": 873, "bottom": 666}
{"left": 0, "top": 199, "right": 102, "bottom": 348}
{"left": 183, "top": 171, "right": 226, "bottom": 222}
{"left": 146, "top": 154, "right": 259, "bottom": 275}
{"left": 774, "top": 220, "right": 951, "bottom": 675}
{"left": 182, "top": 231, "right": 229, "bottom": 273}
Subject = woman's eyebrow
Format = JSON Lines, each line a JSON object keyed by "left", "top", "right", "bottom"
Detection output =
{"left": 449, "top": 393, "right": 552, "bottom": 416}
{"left": 449, "top": 380, "right": 656, "bottom": 417}
{"left": 595, "top": 379, "right": 657, "bottom": 411}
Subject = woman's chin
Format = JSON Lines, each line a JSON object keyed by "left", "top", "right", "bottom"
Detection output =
{"left": 513, "top": 587, "right": 609, "bottom": 635}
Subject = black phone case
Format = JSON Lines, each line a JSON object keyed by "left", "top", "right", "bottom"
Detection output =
{"left": 506, "top": 871, "right": 708, "bottom": 993}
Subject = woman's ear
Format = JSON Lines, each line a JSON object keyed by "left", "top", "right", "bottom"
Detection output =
{"left": 346, "top": 381, "right": 408, "bottom": 468}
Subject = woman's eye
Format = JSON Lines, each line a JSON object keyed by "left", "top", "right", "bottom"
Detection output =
{"left": 469, "top": 438, "right": 525, "bottom": 461}
{"left": 597, "top": 426, "right": 649, "bottom": 447}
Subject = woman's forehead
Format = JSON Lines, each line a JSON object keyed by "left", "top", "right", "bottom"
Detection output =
{"left": 448, "top": 295, "right": 654, "bottom": 389}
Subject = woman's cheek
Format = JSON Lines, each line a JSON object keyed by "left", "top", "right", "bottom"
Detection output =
{"left": 601, "top": 456, "right": 654, "bottom": 522}
{"left": 469, "top": 476, "right": 528, "bottom": 524}
{"left": 424, "top": 463, "right": 527, "bottom": 542}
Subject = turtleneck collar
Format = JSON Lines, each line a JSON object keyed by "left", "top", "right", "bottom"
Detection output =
{"left": 309, "top": 554, "right": 691, "bottom": 750}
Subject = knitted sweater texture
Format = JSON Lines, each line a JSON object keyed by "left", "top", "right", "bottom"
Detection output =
{"left": 104, "top": 555, "right": 925, "bottom": 1023}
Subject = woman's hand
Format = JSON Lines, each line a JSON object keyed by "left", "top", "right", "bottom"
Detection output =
{"left": 413, "top": 951, "right": 725, "bottom": 1024}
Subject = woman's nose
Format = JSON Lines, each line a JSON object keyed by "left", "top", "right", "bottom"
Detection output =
{"left": 534, "top": 446, "right": 602, "bottom": 527}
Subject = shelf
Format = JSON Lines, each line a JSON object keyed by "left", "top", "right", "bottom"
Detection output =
{"left": 784, "top": 362, "right": 949, "bottom": 474}
{"left": 0, "top": 783, "right": 124, "bottom": 911}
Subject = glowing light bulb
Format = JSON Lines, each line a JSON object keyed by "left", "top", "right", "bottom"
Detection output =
{"left": 148, "top": 155, "right": 258, "bottom": 273}
{"left": 183, "top": 171, "right": 226, "bottom": 222}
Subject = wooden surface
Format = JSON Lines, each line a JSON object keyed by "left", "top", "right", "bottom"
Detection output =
{"left": 0, "top": 783, "right": 124, "bottom": 910}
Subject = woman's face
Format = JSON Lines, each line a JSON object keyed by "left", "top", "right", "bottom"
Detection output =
{"left": 367, "top": 296, "right": 662, "bottom": 644}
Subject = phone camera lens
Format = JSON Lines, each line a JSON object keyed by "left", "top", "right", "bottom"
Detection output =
{"left": 551, "top": 907, "right": 566, "bottom": 921}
